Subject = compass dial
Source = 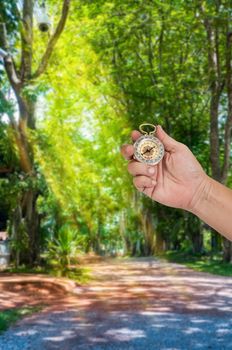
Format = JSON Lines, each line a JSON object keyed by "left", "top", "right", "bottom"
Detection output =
{"left": 134, "top": 135, "right": 164, "bottom": 165}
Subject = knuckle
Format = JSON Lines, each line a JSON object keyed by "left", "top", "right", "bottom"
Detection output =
{"left": 133, "top": 176, "right": 140, "bottom": 187}
{"left": 121, "top": 145, "right": 133, "bottom": 159}
{"left": 120, "top": 144, "right": 127, "bottom": 154}
{"left": 179, "top": 143, "right": 189, "bottom": 152}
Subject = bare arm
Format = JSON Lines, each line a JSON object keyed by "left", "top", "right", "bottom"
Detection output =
{"left": 121, "top": 126, "right": 232, "bottom": 241}
{"left": 190, "top": 177, "right": 232, "bottom": 240}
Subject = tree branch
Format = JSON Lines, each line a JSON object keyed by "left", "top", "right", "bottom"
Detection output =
{"left": 20, "top": 0, "right": 34, "bottom": 80}
{"left": 0, "top": 23, "right": 21, "bottom": 88}
{"left": 32, "top": 0, "right": 71, "bottom": 79}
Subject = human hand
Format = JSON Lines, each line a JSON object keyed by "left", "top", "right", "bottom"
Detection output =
{"left": 121, "top": 126, "right": 209, "bottom": 211}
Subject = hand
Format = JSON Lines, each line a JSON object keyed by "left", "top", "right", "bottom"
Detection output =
{"left": 121, "top": 125, "right": 209, "bottom": 211}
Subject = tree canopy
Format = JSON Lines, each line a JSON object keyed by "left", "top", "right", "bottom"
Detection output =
{"left": 0, "top": 0, "right": 232, "bottom": 266}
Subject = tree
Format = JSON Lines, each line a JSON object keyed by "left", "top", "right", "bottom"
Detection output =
{"left": 0, "top": 0, "right": 71, "bottom": 264}
{"left": 1, "top": 0, "right": 231, "bottom": 264}
{"left": 77, "top": 0, "right": 211, "bottom": 255}
{"left": 199, "top": 1, "right": 232, "bottom": 261}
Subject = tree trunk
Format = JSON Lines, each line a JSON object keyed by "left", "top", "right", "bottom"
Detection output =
{"left": 154, "top": 230, "right": 165, "bottom": 254}
{"left": 186, "top": 214, "right": 203, "bottom": 254}
{"left": 191, "top": 229, "right": 203, "bottom": 255}
{"left": 222, "top": 237, "right": 232, "bottom": 263}
{"left": 0, "top": 0, "right": 71, "bottom": 266}
{"left": 93, "top": 218, "right": 101, "bottom": 255}
{"left": 220, "top": 29, "right": 232, "bottom": 261}
{"left": 119, "top": 210, "right": 129, "bottom": 255}
{"left": 141, "top": 209, "right": 155, "bottom": 256}
{"left": 22, "top": 189, "right": 40, "bottom": 265}
{"left": 201, "top": 6, "right": 232, "bottom": 262}
{"left": 11, "top": 95, "right": 41, "bottom": 266}
{"left": 211, "top": 228, "right": 222, "bottom": 252}
{"left": 10, "top": 205, "right": 23, "bottom": 267}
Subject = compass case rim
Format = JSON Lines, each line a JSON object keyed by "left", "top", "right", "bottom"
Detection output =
{"left": 133, "top": 135, "right": 164, "bottom": 165}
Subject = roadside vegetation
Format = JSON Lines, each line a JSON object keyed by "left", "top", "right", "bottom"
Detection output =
{"left": 1, "top": 1, "right": 232, "bottom": 272}
{"left": 0, "top": 306, "right": 43, "bottom": 333}
{"left": 160, "top": 251, "right": 232, "bottom": 277}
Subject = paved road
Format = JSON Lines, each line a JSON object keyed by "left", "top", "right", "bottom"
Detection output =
{"left": 1, "top": 258, "right": 232, "bottom": 350}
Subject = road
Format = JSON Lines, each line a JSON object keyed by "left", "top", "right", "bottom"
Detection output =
{"left": 0, "top": 257, "right": 232, "bottom": 349}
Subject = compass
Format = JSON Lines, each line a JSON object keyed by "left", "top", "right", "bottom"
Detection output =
{"left": 133, "top": 123, "right": 165, "bottom": 165}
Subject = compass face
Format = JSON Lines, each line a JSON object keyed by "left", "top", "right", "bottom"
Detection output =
{"left": 134, "top": 135, "right": 164, "bottom": 165}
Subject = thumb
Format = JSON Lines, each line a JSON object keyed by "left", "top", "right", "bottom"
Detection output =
{"left": 156, "top": 125, "right": 179, "bottom": 152}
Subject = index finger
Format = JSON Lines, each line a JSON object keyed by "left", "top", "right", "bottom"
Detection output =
{"left": 131, "top": 130, "right": 141, "bottom": 142}
{"left": 121, "top": 130, "right": 142, "bottom": 160}
{"left": 121, "top": 144, "right": 134, "bottom": 160}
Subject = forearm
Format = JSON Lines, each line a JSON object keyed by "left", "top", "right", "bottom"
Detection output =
{"left": 190, "top": 176, "right": 232, "bottom": 240}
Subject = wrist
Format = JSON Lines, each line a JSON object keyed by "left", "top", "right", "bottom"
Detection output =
{"left": 187, "top": 174, "right": 213, "bottom": 215}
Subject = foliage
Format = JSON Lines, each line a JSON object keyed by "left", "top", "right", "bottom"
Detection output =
{"left": 45, "top": 225, "right": 83, "bottom": 271}
{"left": 0, "top": 306, "right": 43, "bottom": 333}
{"left": 0, "top": 0, "right": 232, "bottom": 266}
{"left": 160, "top": 251, "right": 232, "bottom": 277}
{"left": 2, "top": 264, "right": 91, "bottom": 284}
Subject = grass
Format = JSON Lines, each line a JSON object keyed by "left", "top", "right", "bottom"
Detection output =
{"left": 0, "top": 305, "right": 43, "bottom": 333}
{"left": 159, "top": 251, "right": 232, "bottom": 276}
{"left": 47, "top": 266, "right": 92, "bottom": 284}
{"left": 2, "top": 264, "right": 92, "bottom": 284}
{"left": 2, "top": 265, "right": 48, "bottom": 274}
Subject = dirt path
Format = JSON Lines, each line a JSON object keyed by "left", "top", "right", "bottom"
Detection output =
{"left": 1, "top": 258, "right": 232, "bottom": 349}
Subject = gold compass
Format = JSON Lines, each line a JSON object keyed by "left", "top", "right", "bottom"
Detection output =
{"left": 134, "top": 123, "right": 164, "bottom": 165}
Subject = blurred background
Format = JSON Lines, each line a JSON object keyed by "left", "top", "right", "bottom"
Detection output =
{"left": 0, "top": 0, "right": 232, "bottom": 273}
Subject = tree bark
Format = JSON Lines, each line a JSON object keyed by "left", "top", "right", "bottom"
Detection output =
{"left": 22, "top": 189, "right": 40, "bottom": 265}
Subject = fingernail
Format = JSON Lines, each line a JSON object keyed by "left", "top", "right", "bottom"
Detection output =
{"left": 148, "top": 167, "right": 155, "bottom": 174}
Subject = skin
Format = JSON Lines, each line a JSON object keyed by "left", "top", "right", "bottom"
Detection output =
{"left": 121, "top": 125, "right": 232, "bottom": 241}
